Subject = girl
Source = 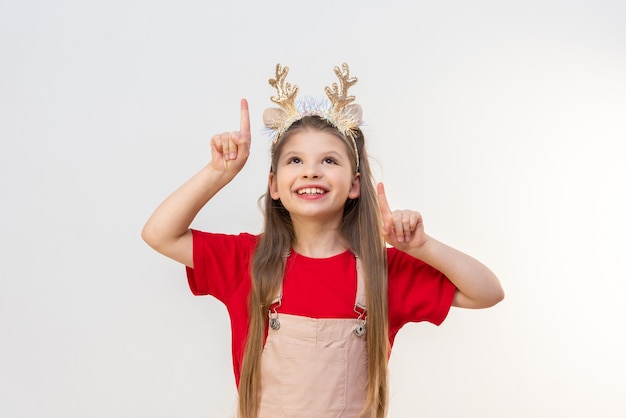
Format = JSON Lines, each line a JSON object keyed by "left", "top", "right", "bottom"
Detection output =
{"left": 142, "top": 64, "right": 504, "bottom": 418}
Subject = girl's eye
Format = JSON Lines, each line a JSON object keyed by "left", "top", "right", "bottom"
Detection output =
{"left": 323, "top": 157, "right": 337, "bottom": 164}
{"left": 288, "top": 157, "right": 301, "bottom": 164}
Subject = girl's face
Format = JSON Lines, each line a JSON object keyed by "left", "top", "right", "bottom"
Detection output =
{"left": 269, "top": 129, "right": 360, "bottom": 224}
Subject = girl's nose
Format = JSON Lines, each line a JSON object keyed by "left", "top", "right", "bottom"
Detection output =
{"left": 301, "top": 163, "right": 321, "bottom": 178}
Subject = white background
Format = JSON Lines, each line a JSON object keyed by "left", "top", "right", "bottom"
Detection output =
{"left": 1, "top": 1, "right": 625, "bottom": 417}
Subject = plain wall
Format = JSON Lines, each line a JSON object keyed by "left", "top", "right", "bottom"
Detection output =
{"left": 1, "top": 0, "right": 625, "bottom": 417}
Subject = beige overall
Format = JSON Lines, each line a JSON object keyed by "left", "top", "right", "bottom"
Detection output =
{"left": 258, "top": 258, "right": 370, "bottom": 418}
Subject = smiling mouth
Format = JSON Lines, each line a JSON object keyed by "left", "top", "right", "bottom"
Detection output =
{"left": 296, "top": 187, "right": 327, "bottom": 195}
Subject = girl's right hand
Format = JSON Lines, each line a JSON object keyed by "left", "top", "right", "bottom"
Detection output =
{"left": 209, "top": 99, "right": 252, "bottom": 177}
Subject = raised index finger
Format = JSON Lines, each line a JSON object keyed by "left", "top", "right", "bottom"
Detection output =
{"left": 240, "top": 98, "right": 250, "bottom": 134}
{"left": 377, "top": 182, "right": 393, "bottom": 220}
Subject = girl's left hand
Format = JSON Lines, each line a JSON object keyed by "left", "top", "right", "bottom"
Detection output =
{"left": 377, "top": 182, "right": 427, "bottom": 251}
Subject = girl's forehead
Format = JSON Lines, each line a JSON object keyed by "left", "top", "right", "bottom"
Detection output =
{"left": 278, "top": 130, "right": 350, "bottom": 155}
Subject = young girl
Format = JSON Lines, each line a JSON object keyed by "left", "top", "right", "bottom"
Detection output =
{"left": 142, "top": 63, "right": 504, "bottom": 418}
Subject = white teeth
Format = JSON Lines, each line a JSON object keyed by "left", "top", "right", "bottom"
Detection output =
{"left": 297, "top": 187, "right": 325, "bottom": 195}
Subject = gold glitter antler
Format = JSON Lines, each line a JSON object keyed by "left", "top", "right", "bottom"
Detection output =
{"left": 324, "top": 63, "right": 358, "bottom": 112}
{"left": 269, "top": 64, "right": 299, "bottom": 113}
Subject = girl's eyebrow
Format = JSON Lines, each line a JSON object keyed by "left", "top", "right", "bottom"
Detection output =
{"left": 279, "top": 150, "right": 299, "bottom": 159}
{"left": 322, "top": 150, "right": 344, "bottom": 157}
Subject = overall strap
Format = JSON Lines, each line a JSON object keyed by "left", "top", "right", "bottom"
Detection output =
{"left": 354, "top": 256, "right": 366, "bottom": 310}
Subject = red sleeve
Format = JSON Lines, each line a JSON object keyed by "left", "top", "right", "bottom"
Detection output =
{"left": 387, "top": 247, "right": 456, "bottom": 335}
{"left": 185, "top": 230, "right": 258, "bottom": 302}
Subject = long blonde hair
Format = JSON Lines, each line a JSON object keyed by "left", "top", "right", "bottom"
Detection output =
{"left": 238, "top": 116, "right": 389, "bottom": 418}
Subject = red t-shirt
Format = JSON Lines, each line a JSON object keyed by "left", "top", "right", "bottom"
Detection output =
{"left": 186, "top": 231, "right": 456, "bottom": 386}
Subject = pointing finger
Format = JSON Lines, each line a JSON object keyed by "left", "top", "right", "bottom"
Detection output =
{"left": 377, "top": 182, "right": 392, "bottom": 220}
{"left": 240, "top": 98, "right": 250, "bottom": 134}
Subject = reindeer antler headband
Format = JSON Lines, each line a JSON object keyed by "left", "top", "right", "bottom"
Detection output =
{"left": 263, "top": 63, "right": 363, "bottom": 170}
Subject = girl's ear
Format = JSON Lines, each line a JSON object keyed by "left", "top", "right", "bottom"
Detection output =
{"left": 348, "top": 173, "right": 360, "bottom": 199}
{"left": 269, "top": 172, "right": 280, "bottom": 199}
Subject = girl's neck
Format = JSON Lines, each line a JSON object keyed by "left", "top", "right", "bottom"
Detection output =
{"left": 291, "top": 222, "right": 347, "bottom": 258}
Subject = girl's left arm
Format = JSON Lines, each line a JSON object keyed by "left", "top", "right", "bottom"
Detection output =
{"left": 377, "top": 183, "right": 504, "bottom": 309}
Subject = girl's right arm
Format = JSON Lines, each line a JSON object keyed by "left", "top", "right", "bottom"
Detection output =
{"left": 141, "top": 99, "right": 251, "bottom": 268}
